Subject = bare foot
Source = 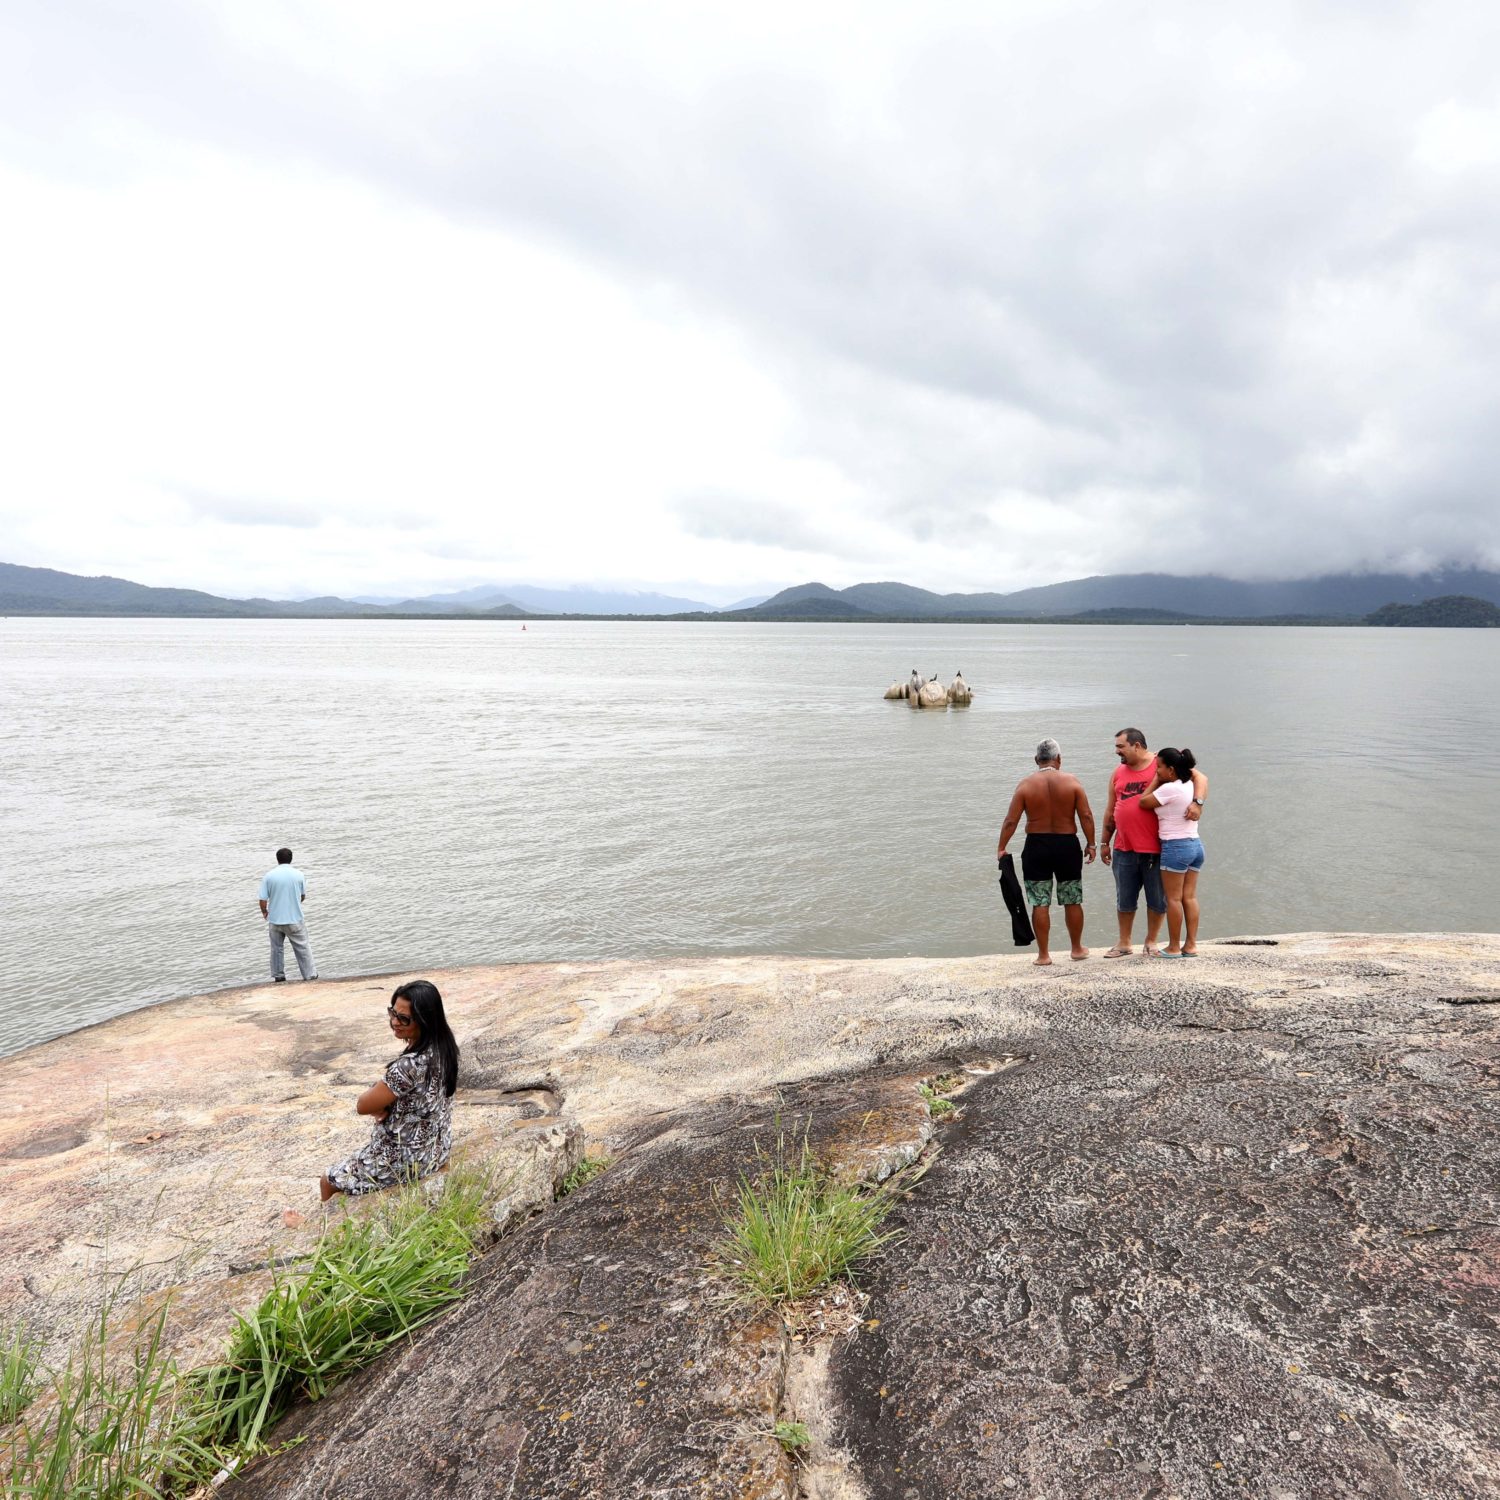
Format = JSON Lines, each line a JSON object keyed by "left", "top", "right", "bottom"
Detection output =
{"left": 1103, "top": 946, "right": 1133, "bottom": 958}
{"left": 1033, "top": 955, "right": 1054, "bottom": 967}
{"left": 1144, "top": 945, "right": 1163, "bottom": 957}
{"left": 1070, "top": 948, "right": 1090, "bottom": 960}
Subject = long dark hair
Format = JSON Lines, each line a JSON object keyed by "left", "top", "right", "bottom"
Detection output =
{"left": 1157, "top": 747, "right": 1197, "bottom": 782}
{"left": 391, "top": 980, "right": 459, "bottom": 1097}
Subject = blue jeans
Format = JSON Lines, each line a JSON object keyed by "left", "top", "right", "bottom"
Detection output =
{"left": 1160, "top": 837, "right": 1206, "bottom": 874}
{"left": 1112, "top": 849, "right": 1165, "bottom": 913}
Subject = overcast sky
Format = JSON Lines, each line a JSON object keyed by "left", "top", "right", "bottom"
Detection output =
{"left": 3, "top": 2, "right": 1499, "bottom": 601}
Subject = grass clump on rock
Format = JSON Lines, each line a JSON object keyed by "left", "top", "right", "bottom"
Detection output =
{"left": 918, "top": 1082, "right": 956, "bottom": 1118}
{"left": 773, "top": 1419, "right": 811, "bottom": 1454}
{"left": 179, "top": 1166, "right": 492, "bottom": 1465}
{"left": 0, "top": 1321, "right": 41, "bottom": 1423}
{"left": 716, "top": 1131, "right": 900, "bottom": 1308}
{"left": 4, "top": 1301, "right": 182, "bottom": 1499}
{"left": 4, "top": 1168, "right": 496, "bottom": 1496}
{"left": 557, "top": 1154, "right": 613, "bottom": 1197}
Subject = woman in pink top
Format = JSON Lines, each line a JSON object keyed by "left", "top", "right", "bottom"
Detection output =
{"left": 1141, "top": 747, "right": 1205, "bottom": 957}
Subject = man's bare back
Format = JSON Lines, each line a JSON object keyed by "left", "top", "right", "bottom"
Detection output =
{"left": 1013, "top": 767, "right": 1089, "bottom": 834}
{"left": 997, "top": 765, "right": 1097, "bottom": 856}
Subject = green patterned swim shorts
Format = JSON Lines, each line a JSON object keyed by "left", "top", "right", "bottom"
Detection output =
{"left": 1025, "top": 877, "right": 1083, "bottom": 908}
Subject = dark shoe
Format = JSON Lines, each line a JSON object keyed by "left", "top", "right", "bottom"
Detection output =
{"left": 274, "top": 976, "right": 287, "bottom": 983}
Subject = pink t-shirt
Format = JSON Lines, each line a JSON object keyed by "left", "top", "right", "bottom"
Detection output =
{"left": 1111, "top": 762, "right": 1161, "bottom": 853}
{"left": 1153, "top": 778, "right": 1198, "bottom": 841}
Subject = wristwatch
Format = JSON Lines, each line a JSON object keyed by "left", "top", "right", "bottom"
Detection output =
{"left": 1192, "top": 798, "right": 1205, "bottom": 806}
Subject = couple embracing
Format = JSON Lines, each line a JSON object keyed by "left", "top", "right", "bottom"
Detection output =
{"left": 1102, "top": 727, "right": 1208, "bottom": 959}
{"left": 996, "top": 729, "right": 1208, "bottom": 965}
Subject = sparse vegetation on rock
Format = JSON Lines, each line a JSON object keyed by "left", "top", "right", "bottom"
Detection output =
{"left": 3, "top": 1169, "right": 498, "bottom": 1497}
{"left": 557, "top": 1154, "right": 613, "bottom": 1197}
{"left": 715, "top": 1129, "right": 902, "bottom": 1307}
{"left": 0, "top": 1322, "right": 40, "bottom": 1424}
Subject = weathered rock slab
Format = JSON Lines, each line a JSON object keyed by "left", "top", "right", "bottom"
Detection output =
{"left": 4, "top": 935, "right": 1499, "bottom": 1497}
{"left": 230, "top": 1076, "right": 934, "bottom": 1500}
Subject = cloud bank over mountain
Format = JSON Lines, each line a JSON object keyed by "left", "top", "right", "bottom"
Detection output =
{"left": 2, "top": 2, "right": 1498, "bottom": 598}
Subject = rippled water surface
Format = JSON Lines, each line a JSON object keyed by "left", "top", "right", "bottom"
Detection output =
{"left": 3, "top": 618, "right": 1497, "bottom": 1053}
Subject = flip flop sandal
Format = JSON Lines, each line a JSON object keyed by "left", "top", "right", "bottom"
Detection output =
{"left": 1103, "top": 946, "right": 1133, "bottom": 959}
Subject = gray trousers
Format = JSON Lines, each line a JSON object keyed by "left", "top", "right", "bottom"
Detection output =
{"left": 268, "top": 921, "right": 317, "bottom": 980}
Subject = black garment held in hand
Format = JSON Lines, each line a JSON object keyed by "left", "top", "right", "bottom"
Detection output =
{"left": 998, "top": 854, "right": 1035, "bottom": 947}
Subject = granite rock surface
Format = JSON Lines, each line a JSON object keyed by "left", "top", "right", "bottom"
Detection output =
{"left": 2, "top": 934, "right": 1497, "bottom": 1497}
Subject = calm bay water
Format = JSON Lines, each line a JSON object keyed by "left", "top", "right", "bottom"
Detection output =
{"left": 3, "top": 618, "right": 1497, "bottom": 1054}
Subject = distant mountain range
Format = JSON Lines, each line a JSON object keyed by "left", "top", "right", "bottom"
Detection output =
{"left": 710, "top": 570, "right": 1500, "bottom": 620}
{"left": 3, "top": 559, "right": 1498, "bottom": 623}
{"left": 0, "top": 563, "right": 766, "bottom": 618}
{"left": 352, "top": 584, "right": 764, "bottom": 614}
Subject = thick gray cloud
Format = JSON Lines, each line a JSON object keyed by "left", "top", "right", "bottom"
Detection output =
{"left": 3, "top": 1, "right": 1499, "bottom": 589}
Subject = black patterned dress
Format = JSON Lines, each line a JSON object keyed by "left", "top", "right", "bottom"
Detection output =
{"left": 327, "top": 1047, "right": 453, "bottom": 1196}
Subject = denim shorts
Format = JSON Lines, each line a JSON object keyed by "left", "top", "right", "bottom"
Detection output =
{"left": 1112, "top": 849, "right": 1166, "bottom": 913}
{"left": 1160, "top": 837, "right": 1206, "bottom": 874}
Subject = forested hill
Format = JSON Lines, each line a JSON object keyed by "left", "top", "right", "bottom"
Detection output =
{"left": 1365, "top": 595, "right": 1500, "bottom": 627}
{"left": 743, "top": 569, "right": 1500, "bottom": 620}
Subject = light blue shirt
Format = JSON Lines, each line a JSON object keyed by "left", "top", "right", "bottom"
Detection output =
{"left": 258, "top": 865, "right": 307, "bottom": 925}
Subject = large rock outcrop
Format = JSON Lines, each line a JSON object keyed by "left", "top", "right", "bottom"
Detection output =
{"left": 3, "top": 935, "right": 1497, "bottom": 1497}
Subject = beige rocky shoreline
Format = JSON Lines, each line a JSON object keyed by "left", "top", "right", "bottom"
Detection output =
{"left": 3, "top": 933, "right": 1499, "bottom": 1498}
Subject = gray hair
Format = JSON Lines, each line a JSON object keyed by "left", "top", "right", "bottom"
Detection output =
{"left": 1035, "top": 737, "right": 1061, "bottom": 764}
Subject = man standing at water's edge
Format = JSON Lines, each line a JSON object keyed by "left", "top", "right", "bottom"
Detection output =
{"left": 998, "top": 738, "right": 1096, "bottom": 966}
{"left": 258, "top": 847, "right": 317, "bottom": 983}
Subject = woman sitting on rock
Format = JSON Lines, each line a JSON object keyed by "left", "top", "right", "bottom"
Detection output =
{"left": 319, "top": 979, "right": 459, "bottom": 1201}
{"left": 1140, "top": 747, "right": 1206, "bottom": 958}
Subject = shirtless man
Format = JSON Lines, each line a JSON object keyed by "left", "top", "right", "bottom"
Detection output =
{"left": 997, "top": 737, "right": 1097, "bottom": 966}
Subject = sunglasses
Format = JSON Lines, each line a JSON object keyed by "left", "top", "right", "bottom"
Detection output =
{"left": 387, "top": 1006, "right": 416, "bottom": 1025}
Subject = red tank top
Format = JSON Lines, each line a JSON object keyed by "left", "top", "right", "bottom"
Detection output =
{"left": 1111, "top": 761, "right": 1161, "bottom": 853}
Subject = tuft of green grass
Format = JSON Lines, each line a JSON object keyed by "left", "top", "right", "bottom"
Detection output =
{"left": 5, "top": 1300, "right": 183, "bottom": 1499}
{"left": 773, "top": 1419, "right": 811, "bottom": 1454}
{"left": 557, "top": 1155, "right": 613, "bottom": 1198}
{"left": 1, "top": 1321, "right": 42, "bottom": 1424}
{"left": 6, "top": 1167, "right": 500, "bottom": 1496}
{"left": 177, "top": 1167, "right": 493, "bottom": 1469}
{"left": 918, "top": 1083, "right": 956, "bottom": 1118}
{"left": 716, "top": 1132, "right": 900, "bottom": 1307}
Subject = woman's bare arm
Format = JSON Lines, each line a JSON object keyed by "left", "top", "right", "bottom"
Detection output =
{"left": 357, "top": 1081, "right": 397, "bottom": 1118}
